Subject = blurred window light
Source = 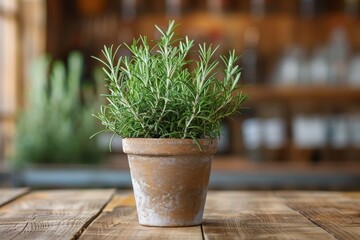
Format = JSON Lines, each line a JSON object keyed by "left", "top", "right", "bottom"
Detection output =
{"left": 0, "top": 0, "right": 18, "bottom": 14}
{"left": 0, "top": 0, "right": 18, "bottom": 115}
{"left": 0, "top": 0, "right": 19, "bottom": 164}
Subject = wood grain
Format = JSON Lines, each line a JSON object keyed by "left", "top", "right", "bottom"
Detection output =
{"left": 0, "top": 189, "right": 115, "bottom": 240}
{"left": 0, "top": 188, "right": 29, "bottom": 207}
{"left": 80, "top": 192, "right": 203, "bottom": 240}
{"left": 0, "top": 190, "right": 359, "bottom": 239}
{"left": 277, "top": 191, "right": 360, "bottom": 240}
{"left": 202, "top": 191, "right": 336, "bottom": 239}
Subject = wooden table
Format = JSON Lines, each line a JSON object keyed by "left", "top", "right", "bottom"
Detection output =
{"left": 0, "top": 189, "right": 359, "bottom": 239}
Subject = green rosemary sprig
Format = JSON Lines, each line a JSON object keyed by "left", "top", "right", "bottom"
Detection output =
{"left": 93, "top": 20, "right": 247, "bottom": 142}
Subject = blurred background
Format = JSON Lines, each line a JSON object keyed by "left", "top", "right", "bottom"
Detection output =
{"left": 0, "top": 0, "right": 360, "bottom": 189}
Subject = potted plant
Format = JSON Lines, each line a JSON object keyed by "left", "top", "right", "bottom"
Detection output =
{"left": 93, "top": 20, "right": 247, "bottom": 227}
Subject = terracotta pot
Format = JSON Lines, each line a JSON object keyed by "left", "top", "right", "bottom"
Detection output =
{"left": 123, "top": 138, "right": 218, "bottom": 227}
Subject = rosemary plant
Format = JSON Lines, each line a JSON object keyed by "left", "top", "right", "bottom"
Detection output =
{"left": 13, "top": 52, "right": 102, "bottom": 167}
{"left": 93, "top": 21, "right": 247, "bottom": 142}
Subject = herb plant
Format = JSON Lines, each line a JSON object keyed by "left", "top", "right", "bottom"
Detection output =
{"left": 94, "top": 21, "right": 247, "bottom": 142}
{"left": 13, "top": 52, "right": 102, "bottom": 167}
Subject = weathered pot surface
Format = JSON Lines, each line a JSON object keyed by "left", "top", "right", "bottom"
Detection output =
{"left": 123, "top": 138, "right": 218, "bottom": 227}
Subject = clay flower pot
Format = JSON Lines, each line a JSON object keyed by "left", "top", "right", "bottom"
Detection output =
{"left": 123, "top": 138, "right": 218, "bottom": 227}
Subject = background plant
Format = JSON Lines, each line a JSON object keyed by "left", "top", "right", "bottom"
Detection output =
{"left": 94, "top": 20, "right": 247, "bottom": 142}
{"left": 13, "top": 52, "right": 102, "bottom": 167}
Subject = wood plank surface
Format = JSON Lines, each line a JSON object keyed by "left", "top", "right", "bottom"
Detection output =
{"left": 0, "top": 190, "right": 359, "bottom": 239}
{"left": 202, "top": 191, "right": 336, "bottom": 240}
{"left": 80, "top": 192, "right": 203, "bottom": 240}
{"left": 0, "top": 188, "right": 29, "bottom": 207}
{"left": 0, "top": 189, "right": 115, "bottom": 240}
{"left": 277, "top": 191, "right": 360, "bottom": 240}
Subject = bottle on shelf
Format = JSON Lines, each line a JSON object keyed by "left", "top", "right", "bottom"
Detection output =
{"left": 327, "top": 27, "right": 350, "bottom": 85}
{"left": 121, "top": 0, "right": 151, "bottom": 21}
{"left": 348, "top": 54, "right": 360, "bottom": 86}
{"left": 217, "top": 121, "right": 231, "bottom": 154}
{"left": 292, "top": 113, "right": 328, "bottom": 162}
{"left": 121, "top": 0, "right": 137, "bottom": 21}
{"left": 348, "top": 113, "right": 360, "bottom": 148}
{"left": 292, "top": 114, "right": 327, "bottom": 149}
{"left": 242, "top": 114, "right": 286, "bottom": 161}
{"left": 308, "top": 47, "right": 330, "bottom": 85}
{"left": 241, "top": 26, "right": 261, "bottom": 84}
{"left": 166, "top": 0, "right": 188, "bottom": 17}
{"left": 242, "top": 117, "right": 263, "bottom": 161}
{"left": 272, "top": 46, "right": 307, "bottom": 86}
{"left": 262, "top": 117, "right": 286, "bottom": 150}
{"left": 328, "top": 114, "right": 349, "bottom": 149}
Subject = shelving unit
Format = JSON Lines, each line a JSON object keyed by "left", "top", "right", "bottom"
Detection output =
{"left": 0, "top": 0, "right": 360, "bottom": 189}
{"left": 244, "top": 85, "right": 360, "bottom": 104}
{"left": 234, "top": 85, "right": 360, "bottom": 163}
{"left": 1, "top": 0, "right": 359, "bottom": 190}
{"left": 43, "top": 0, "right": 360, "bottom": 167}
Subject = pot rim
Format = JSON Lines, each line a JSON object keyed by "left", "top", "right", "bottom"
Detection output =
{"left": 122, "top": 138, "right": 218, "bottom": 155}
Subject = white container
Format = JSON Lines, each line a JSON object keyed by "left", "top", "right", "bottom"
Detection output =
{"left": 263, "top": 118, "right": 286, "bottom": 149}
{"left": 348, "top": 114, "right": 360, "bottom": 147}
{"left": 293, "top": 115, "right": 327, "bottom": 148}
{"left": 242, "top": 118, "right": 262, "bottom": 150}
{"left": 328, "top": 115, "right": 349, "bottom": 148}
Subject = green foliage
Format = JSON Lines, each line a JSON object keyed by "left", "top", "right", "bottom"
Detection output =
{"left": 94, "top": 21, "right": 247, "bottom": 142}
{"left": 13, "top": 52, "right": 102, "bottom": 167}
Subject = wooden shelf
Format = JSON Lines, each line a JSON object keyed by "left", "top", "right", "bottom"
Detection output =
{"left": 243, "top": 85, "right": 360, "bottom": 105}
{"left": 10, "top": 155, "right": 360, "bottom": 189}
{"left": 210, "top": 155, "right": 360, "bottom": 189}
{"left": 106, "top": 153, "right": 360, "bottom": 175}
{"left": 212, "top": 155, "right": 360, "bottom": 175}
